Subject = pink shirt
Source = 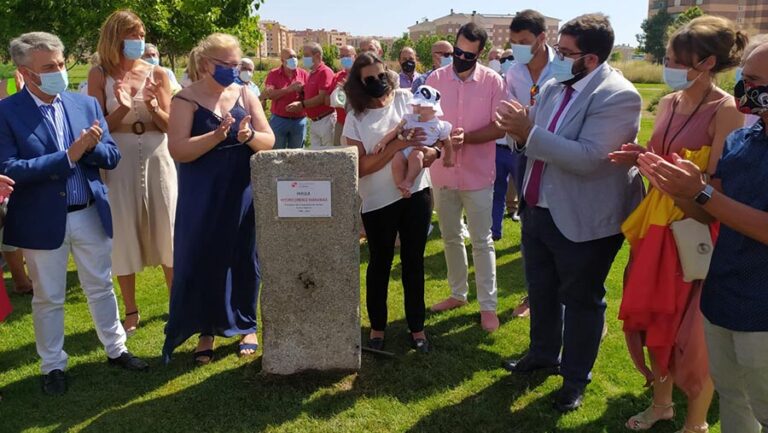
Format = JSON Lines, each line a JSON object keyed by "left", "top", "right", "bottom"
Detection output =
{"left": 426, "top": 64, "right": 505, "bottom": 190}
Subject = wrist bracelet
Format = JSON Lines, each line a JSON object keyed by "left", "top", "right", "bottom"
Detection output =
{"left": 245, "top": 129, "right": 255, "bottom": 144}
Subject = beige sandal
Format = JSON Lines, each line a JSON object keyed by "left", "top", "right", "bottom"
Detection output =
{"left": 675, "top": 423, "right": 709, "bottom": 433}
{"left": 626, "top": 402, "right": 675, "bottom": 431}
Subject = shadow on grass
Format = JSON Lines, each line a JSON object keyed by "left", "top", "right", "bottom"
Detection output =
{"left": 3, "top": 270, "right": 82, "bottom": 324}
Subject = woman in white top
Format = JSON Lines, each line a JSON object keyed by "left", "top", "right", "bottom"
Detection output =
{"left": 342, "top": 52, "right": 440, "bottom": 353}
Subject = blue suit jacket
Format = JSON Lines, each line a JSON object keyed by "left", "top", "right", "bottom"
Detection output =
{"left": 0, "top": 89, "right": 121, "bottom": 250}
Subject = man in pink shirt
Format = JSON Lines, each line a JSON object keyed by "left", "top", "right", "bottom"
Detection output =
{"left": 287, "top": 42, "right": 336, "bottom": 149}
{"left": 427, "top": 23, "right": 506, "bottom": 332}
{"left": 263, "top": 48, "right": 309, "bottom": 149}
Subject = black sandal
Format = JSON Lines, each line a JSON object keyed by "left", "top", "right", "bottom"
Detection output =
{"left": 194, "top": 335, "right": 214, "bottom": 365}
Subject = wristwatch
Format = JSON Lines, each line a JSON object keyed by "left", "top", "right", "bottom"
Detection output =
{"left": 694, "top": 184, "right": 715, "bottom": 205}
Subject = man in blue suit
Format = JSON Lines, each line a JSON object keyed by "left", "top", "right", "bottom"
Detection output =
{"left": 0, "top": 32, "right": 148, "bottom": 395}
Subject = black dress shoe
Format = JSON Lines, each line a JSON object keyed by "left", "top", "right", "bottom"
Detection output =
{"left": 41, "top": 369, "right": 67, "bottom": 395}
{"left": 367, "top": 338, "right": 385, "bottom": 351}
{"left": 502, "top": 354, "right": 559, "bottom": 375}
{"left": 410, "top": 336, "right": 430, "bottom": 354}
{"left": 107, "top": 352, "right": 149, "bottom": 371}
{"left": 552, "top": 384, "right": 584, "bottom": 413}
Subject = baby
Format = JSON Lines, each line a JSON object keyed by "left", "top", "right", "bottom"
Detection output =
{"left": 374, "top": 85, "right": 453, "bottom": 197}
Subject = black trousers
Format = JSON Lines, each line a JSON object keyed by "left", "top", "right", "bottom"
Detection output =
{"left": 361, "top": 188, "right": 432, "bottom": 333}
{"left": 522, "top": 206, "right": 624, "bottom": 389}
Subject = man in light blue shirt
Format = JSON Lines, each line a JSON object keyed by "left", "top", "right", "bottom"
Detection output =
{"left": 493, "top": 9, "right": 556, "bottom": 318}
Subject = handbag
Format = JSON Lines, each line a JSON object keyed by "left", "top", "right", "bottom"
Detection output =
{"left": 670, "top": 218, "right": 713, "bottom": 282}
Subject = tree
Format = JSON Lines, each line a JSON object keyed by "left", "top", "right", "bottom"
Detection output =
{"left": 636, "top": 8, "right": 673, "bottom": 64}
{"left": 670, "top": 6, "right": 704, "bottom": 33}
{"left": 0, "top": 0, "right": 266, "bottom": 70}
{"left": 610, "top": 51, "right": 623, "bottom": 63}
{"left": 322, "top": 44, "right": 339, "bottom": 72}
{"left": 390, "top": 34, "right": 414, "bottom": 62}
{"left": 414, "top": 34, "right": 456, "bottom": 68}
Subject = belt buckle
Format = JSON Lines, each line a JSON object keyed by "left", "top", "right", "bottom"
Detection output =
{"left": 131, "top": 121, "right": 146, "bottom": 135}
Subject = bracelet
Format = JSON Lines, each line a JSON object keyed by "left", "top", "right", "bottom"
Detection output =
{"left": 245, "top": 129, "right": 255, "bottom": 144}
{"left": 397, "top": 133, "right": 406, "bottom": 141}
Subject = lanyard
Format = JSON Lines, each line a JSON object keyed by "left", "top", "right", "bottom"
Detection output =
{"left": 660, "top": 86, "right": 714, "bottom": 156}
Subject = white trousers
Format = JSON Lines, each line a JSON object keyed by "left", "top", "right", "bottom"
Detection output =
{"left": 433, "top": 187, "right": 498, "bottom": 311}
{"left": 24, "top": 206, "right": 127, "bottom": 374}
{"left": 309, "top": 112, "right": 337, "bottom": 149}
{"left": 705, "top": 319, "right": 768, "bottom": 433}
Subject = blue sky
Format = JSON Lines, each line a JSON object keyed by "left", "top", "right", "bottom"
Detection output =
{"left": 256, "top": 0, "right": 648, "bottom": 46}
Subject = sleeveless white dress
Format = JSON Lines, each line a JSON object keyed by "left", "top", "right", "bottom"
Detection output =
{"left": 104, "top": 67, "right": 177, "bottom": 275}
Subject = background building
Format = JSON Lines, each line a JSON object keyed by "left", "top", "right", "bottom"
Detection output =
{"left": 648, "top": 0, "right": 768, "bottom": 33}
{"left": 258, "top": 20, "right": 292, "bottom": 57}
{"left": 290, "top": 28, "right": 350, "bottom": 49}
{"left": 408, "top": 9, "right": 561, "bottom": 47}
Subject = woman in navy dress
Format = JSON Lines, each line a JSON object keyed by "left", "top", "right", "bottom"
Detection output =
{"left": 164, "top": 33, "right": 274, "bottom": 364}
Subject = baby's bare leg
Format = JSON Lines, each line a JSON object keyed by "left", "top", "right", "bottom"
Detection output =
{"left": 398, "top": 148, "right": 425, "bottom": 198}
{"left": 392, "top": 151, "right": 408, "bottom": 192}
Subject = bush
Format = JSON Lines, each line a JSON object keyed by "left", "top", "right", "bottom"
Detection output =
{"left": 647, "top": 88, "right": 672, "bottom": 113}
{"left": 612, "top": 60, "right": 663, "bottom": 84}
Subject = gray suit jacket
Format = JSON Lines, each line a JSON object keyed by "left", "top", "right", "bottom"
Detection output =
{"left": 523, "top": 64, "right": 644, "bottom": 243}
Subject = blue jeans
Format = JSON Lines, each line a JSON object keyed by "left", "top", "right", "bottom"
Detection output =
{"left": 269, "top": 115, "right": 307, "bottom": 149}
{"left": 492, "top": 144, "right": 518, "bottom": 239}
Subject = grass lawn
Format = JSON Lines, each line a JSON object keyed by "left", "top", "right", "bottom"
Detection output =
{"left": 0, "top": 85, "right": 719, "bottom": 433}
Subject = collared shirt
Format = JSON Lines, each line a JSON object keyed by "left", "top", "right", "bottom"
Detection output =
{"left": 521, "top": 62, "right": 608, "bottom": 207}
{"left": 702, "top": 120, "right": 768, "bottom": 332}
{"left": 399, "top": 71, "right": 420, "bottom": 93}
{"left": 264, "top": 66, "right": 308, "bottom": 118}
{"left": 332, "top": 69, "right": 349, "bottom": 125}
{"left": 235, "top": 78, "right": 261, "bottom": 98}
{"left": 497, "top": 45, "right": 556, "bottom": 147}
{"left": 303, "top": 62, "right": 335, "bottom": 120}
{"left": 27, "top": 88, "right": 92, "bottom": 206}
{"left": 426, "top": 64, "right": 505, "bottom": 191}
{"left": 411, "top": 69, "right": 434, "bottom": 93}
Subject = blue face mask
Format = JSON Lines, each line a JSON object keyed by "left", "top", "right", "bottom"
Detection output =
{"left": 440, "top": 56, "right": 453, "bottom": 68}
{"left": 212, "top": 63, "right": 238, "bottom": 87}
{"left": 663, "top": 66, "right": 697, "bottom": 91}
{"left": 144, "top": 56, "right": 160, "bottom": 66}
{"left": 123, "top": 39, "right": 145, "bottom": 60}
{"left": 33, "top": 69, "right": 69, "bottom": 96}
{"left": 340, "top": 56, "right": 354, "bottom": 70}
{"left": 501, "top": 60, "right": 513, "bottom": 75}
{"left": 303, "top": 56, "right": 314, "bottom": 69}
{"left": 511, "top": 44, "right": 535, "bottom": 65}
{"left": 735, "top": 66, "right": 744, "bottom": 84}
{"left": 285, "top": 57, "right": 298, "bottom": 70}
{"left": 551, "top": 56, "right": 578, "bottom": 83}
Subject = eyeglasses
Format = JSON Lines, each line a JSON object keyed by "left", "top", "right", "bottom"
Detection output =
{"left": 207, "top": 56, "right": 240, "bottom": 69}
{"left": 453, "top": 47, "right": 478, "bottom": 61}
{"left": 553, "top": 46, "right": 585, "bottom": 61}
{"left": 500, "top": 55, "right": 515, "bottom": 64}
{"left": 530, "top": 84, "right": 540, "bottom": 106}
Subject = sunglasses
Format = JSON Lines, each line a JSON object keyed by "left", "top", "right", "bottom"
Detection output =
{"left": 500, "top": 55, "right": 515, "bottom": 64}
{"left": 530, "top": 84, "right": 540, "bottom": 106}
{"left": 363, "top": 72, "right": 387, "bottom": 82}
{"left": 453, "top": 47, "right": 478, "bottom": 61}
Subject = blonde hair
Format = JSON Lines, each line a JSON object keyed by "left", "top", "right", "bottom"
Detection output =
{"left": 186, "top": 46, "right": 202, "bottom": 83}
{"left": 197, "top": 33, "right": 241, "bottom": 67}
{"left": 97, "top": 10, "right": 144, "bottom": 76}
{"left": 669, "top": 15, "right": 748, "bottom": 74}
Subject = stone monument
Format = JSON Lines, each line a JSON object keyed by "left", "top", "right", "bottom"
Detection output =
{"left": 251, "top": 147, "right": 361, "bottom": 375}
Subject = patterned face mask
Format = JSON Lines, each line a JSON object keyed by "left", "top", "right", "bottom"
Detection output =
{"left": 735, "top": 79, "right": 768, "bottom": 116}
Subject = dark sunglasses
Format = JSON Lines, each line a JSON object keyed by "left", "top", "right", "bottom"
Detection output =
{"left": 363, "top": 72, "right": 387, "bottom": 82}
{"left": 530, "top": 84, "right": 540, "bottom": 106}
{"left": 453, "top": 47, "right": 478, "bottom": 61}
{"left": 500, "top": 55, "right": 515, "bottom": 64}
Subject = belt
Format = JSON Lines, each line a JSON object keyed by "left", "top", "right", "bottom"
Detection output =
{"left": 112, "top": 121, "right": 162, "bottom": 135}
{"left": 272, "top": 114, "right": 305, "bottom": 121}
{"left": 67, "top": 199, "right": 95, "bottom": 213}
{"left": 309, "top": 111, "right": 334, "bottom": 122}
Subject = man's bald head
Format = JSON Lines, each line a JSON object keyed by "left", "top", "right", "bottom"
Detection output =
{"left": 431, "top": 40, "right": 453, "bottom": 69}
{"left": 340, "top": 45, "right": 356, "bottom": 58}
{"left": 361, "top": 39, "right": 383, "bottom": 56}
{"left": 399, "top": 46, "right": 416, "bottom": 63}
{"left": 280, "top": 48, "right": 296, "bottom": 60}
{"left": 743, "top": 42, "right": 768, "bottom": 86}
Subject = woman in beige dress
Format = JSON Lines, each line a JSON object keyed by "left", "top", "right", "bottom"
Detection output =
{"left": 88, "top": 10, "right": 176, "bottom": 335}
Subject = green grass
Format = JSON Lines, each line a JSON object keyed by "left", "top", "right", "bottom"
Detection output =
{"left": 0, "top": 84, "right": 718, "bottom": 432}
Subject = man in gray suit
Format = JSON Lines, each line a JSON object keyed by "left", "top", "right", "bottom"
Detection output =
{"left": 495, "top": 13, "right": 643, "bottom": 412}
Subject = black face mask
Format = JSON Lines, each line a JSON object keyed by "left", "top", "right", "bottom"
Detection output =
{"left": 735, "top": 79, "right": 768, "bottom": 116}
{"left": 401, "top": 60, "right": 416, "bottom": 74}
{"left": 453, "top": 56, "right": 477, "bottom": 74}
{"left": 363, "top": 74, "right": 390, "bottom": 98}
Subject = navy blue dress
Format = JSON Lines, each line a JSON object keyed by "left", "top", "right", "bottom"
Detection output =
{"left": 162, "top": 90, "right": 260, "bottom": 362}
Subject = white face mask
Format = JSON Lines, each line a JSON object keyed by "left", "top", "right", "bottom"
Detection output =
{"left": 488, "top": 59, "right": 502, "bottom": 73}
{"left": 239, "top": 70, "right": 253, "bottom": 83}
